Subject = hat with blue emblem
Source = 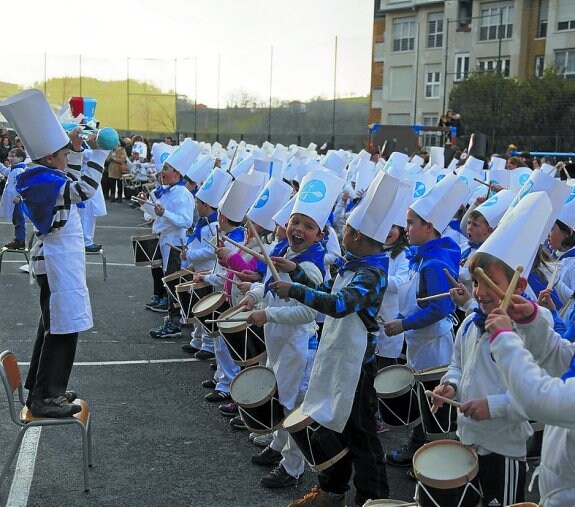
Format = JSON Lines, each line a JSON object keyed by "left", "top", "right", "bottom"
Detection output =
{"left": 247, "top": 177, "right": 293, "bottom": 231}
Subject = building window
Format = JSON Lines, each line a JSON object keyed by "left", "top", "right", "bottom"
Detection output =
{"left": 455, "top": 54, "right": 470, "bottom": 81}
{"left": 556, "top": 50, "right": 575, "bottom": 79}
{"left": 537, "top": 0, "right": 548, "bottom": 37}
{"left": 535, "top": 55, "right": 545, "bottom": 77}
{"left": 422, "top": 115, "right": 442, "bottom": 148}
{"left": 393, "top": 17, "right": 416, "bottom": 52}
{"left": 427, "top": 12, "right": 444, "bottom": 49}
{"left": 479, "top": 2, "right": 514, "bottom": 41}
{"left": 457, "top": 0, "right": 473, "bottom": 29}
{"left": 557, "top": 0, "right": 575, "bottom": 31}
{"left": 477, "top": 58, "right": 511, "bottom": 77}
{"left": 425, "top": 67, "right": 441, "bottom": 98}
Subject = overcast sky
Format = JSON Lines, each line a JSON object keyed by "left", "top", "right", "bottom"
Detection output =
{"left": 4, "top": 0, "right": 375, "bottom": 106}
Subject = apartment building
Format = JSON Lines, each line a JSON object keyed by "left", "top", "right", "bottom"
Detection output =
{"left": 370, "top": 0, "right": 575, "bottom": 132}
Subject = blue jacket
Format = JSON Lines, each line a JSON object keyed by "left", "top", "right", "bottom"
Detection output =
{"left": 402, "top": 236, "right": 461, "bottom": 331}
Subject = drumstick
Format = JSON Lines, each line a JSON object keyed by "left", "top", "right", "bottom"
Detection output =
{"left": 443, "top": 268, "right": 459, "bottom": 288}
{"left": 130, "top": 196, "right": 154, "bottom": 206}
{"left": 205, "top": 317, "right": 249, "bottom": 324}
{"left": 425, "top": 390, "right": 461, "bottom": 408}
{"left": 215, "top": 225, "right": 221, "bottom": 247}
{"left": 474, "top": 267, "right": 506, "bottom": 299}
{"left": 220, "top": 234, "right": 266, "bottom": 262}
{"left": 203, "top": 238, "right": 217, "bottom": 250}
{"left": 473, "top": 177, "right": 491, "bottom": 188}
{"left": 227, "top": 145, "right": 239, "bottom": 172}
{"left": 181, "top": 268, "right": 208, "bottom": 276}
{"left": 546, "top": 263, "right": 560, "bottom": 290}
{"left": 223, "top": 267, "right": 246, "bottom": 277}
{"left": 166, "top": 242, "right": 183, "bottom": 253}
{"left": 247, "top": 220, "right": 289, "bottom": 302}
{"left": 417, "top": 292, "right": 451, "bottom": 303}
{"left": 206, "top": 220, "right": 216, "bottom": 237}
{"left": 222, "top": 304, "right": 248, "bottom": 320}
{"left": 500, "top": 265, "right": 524, "bottom": 311}
{"left": 215, "top": 273, "right": 244, "bottom": 287}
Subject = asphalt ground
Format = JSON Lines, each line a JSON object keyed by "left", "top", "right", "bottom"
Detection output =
{"left": 0, "top": 202, "right": 540, "bottom": 507}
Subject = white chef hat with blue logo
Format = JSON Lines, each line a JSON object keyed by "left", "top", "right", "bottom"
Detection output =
{"left": 152, "top": 142, "right": 176, "bottom": 173}
{"left": 291, "top": 169, "right": 345, "bottom": 230}
{"left": 247, "top": 177, "right": 293, "bottom": 231}
{"left": 272, "top": 196, "right": 297, "bottom": 229}
{"left": 195, "top": 167, "right": 233, "bottom": 209}
{"left": 185, "top": 154, "right": 214, "bottom": 185}
{"left": 474, "top": 189, "right": 517, "bottom": 228}
{"left": 219, "top": 172, "right": 266, "bottom": 223}
{"left": 164, "top": 138, "right": 201, "bottom": 175}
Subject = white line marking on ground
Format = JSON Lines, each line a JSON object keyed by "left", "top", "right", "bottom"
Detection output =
{"left": 18, "top": 358, "right": 199, "bottom": 366}
{"left": 6, "top": 427, "right": 41, "bottom": 507}
{"left": 2, "top": 260, "right": 135, "bottom": 267}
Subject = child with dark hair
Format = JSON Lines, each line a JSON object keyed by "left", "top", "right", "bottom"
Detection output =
{"left": 0, "top": 147, "right": 27, "bottom": 249}
{"left": 547, "top": 219, "right": 575, "bottom": 306}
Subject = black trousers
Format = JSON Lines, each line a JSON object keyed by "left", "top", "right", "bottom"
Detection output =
{"left": 318, "top": 360, "right": 389, "bottom": 506}
{"left": 24, "top": 274, "right": 78, "bottom": 400}
{"left": 165, "top": 247, "right": 182, "bottom": 324}
{"left": 152, "top": 266, "right": 167, "bottom": 297}
{"left": 109, "top": 177, "right": 123, "bottom": 200}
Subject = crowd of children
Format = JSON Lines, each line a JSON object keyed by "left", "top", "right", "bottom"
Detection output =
{"left": 3, "top": 88, "right": 575, "bottom": 507}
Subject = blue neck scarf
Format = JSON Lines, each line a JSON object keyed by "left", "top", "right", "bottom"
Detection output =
{"left": 15, "top": 166, "right": 67, "bottom": 235}
{"left": 227, "top": 226, "right": 246, "bottom": 244}
{"left": 337, "top": 251, "right": 389, "bottom": 278}
{"left": 559, "top": 248, "right": 575, "bottom": 260}
{"left": 264, "top": 240, "right": 326, "bottom": 296}
{"left": 461, "top": 241, "right": 482, "bottom": 265}
{"left": 190, "top": 211, "right": 218, "bottom": 243}
{"left": 528, "top": 271, "right": 563, "bottom": 310}
{"left": 11, "top": 162, "right": 26, "bottom": 171}
{"left": 153, "top": 179, "right": 186, "bottom": 199}
{"left": 448, "top": 219, "right": 463, "bottom": 234}
{"left": 471, "top": 308, "right": 488, "bottom": 335}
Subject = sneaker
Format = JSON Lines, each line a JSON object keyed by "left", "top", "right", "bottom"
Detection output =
{"left": 195, "top": 349, "right": 216, "bottom": 361}
{"left": 202, "top": 379, "right": 217, "bottom": 389}
{"left": 229, "top": 414, "right": 247, "bottom": 430}
{"left": 288, "top": 486, "right": 345, "bottom": 507}
{"left": 85, "top": 243, "right": 102, "bottom": 253}
{"left": 149, "top": 317, "right": 182, "bottom": 339}
{"left": 218, "top": 402, "right": 238, "bottom": 417}
{"left": 253, "top": 433, "right": 274, "bottom": 448}
{"left": 4, "top": 239, "right": 25, "bottom": 250}
{"left": 145, "top": 295, "right": 161, "bottom": 310}
{"left": 149, "top": 296, "right": 168, "bottom": 313}
{"left": 249, "top": 432, "right": 259, "bottom": 442}
{"left": 261, "top": 464, "right": 301, "bottom": 489}
{"left": 204, "top": 390, "right": 231, "bottom": 402}
{"left": 182, "top": 344, "right": 200, "bottom": 354}
{"left": 251, "top": 445, "right": 282, "bottom": 467}
{"left": 384, "top": 443, "right": 421, "bottom": 467}
{"left": 29, "top": 397, "right": 82, "bottom": 418}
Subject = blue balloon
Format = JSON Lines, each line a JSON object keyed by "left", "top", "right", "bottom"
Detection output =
{"left": 96, "top": 127, "right": 119, "bottom": 150}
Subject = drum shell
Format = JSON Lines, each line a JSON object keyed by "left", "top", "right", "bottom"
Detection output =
{"left": 374, "top": 365, "right": 421, "bottom": 430}
{"left": 362, "top": 501, "right": 411, "bottom": 507}
{"left": 283, "top": 408, "right": 349, "bottom": 472}
{"left": 192, "top": 292, "right": 229, "bottom": 333}
{"left": 230, "top": 366, "right": 285, "bottom": 434}
{"left": 176, "top": 282, "right": 212, "bottom": 324}
{"left": 218, "top": 308, "right": 267, "bottom": 366}
{"left": 163, "top": 270, "right": 194, "bottom": 308}
{"left": 131, "top": 234, "right": 161, "bottom": 267}
{"left": 415, "top": 365, "right": 457, "bottom": 440}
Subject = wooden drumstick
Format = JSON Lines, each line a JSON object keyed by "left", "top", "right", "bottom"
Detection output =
{"left": 166, "top": 242, "right": 183, "bottom": 253}
{"left": 227, "top": 145, "right": 239, "bottom": 172}
{"left": 222, "top": 304, "right": 248, "bottom": 320}
{"left": 500, "top": 265, "right": 524, "bottom": 311}
{"left": 425, "top": 390, "right": 461, "bottom": 408}
{"left": 206, "top": 220, "right": 216, "bottom": 237}
{"left": 203, "top": 238, "right": 217, "bottom": 251}
{"left": 215, "top": 225, "right": 221, "bottom": 247}
{"left": 417, "top": 292, "right": 451, "bottom": 303}
{"left": 247, "top": 220, "right": 289, "bottom": 302}
{"left": 443, "top": 268, "right": 459, "bottom": 288}
{"left": 220, "top": 234, "right": 266, "bottom": 262}
{"left": 205, "top": 317, "right": 249, "bottom": 324}
{"left": 546, "top": 262, "right": 560, "bottom": 290}
{"left": 215, "top": 273, "right": 244, "bottom": 287}
{"left": 223, "top": 267, "right": 246, "bottom": 277}
{"left": 473, "top": 177, "right": 491, "bottom": 188}
{"left": 474, "top": 267, "right": 506, "bottom": 299}
{"left": 130, "top": 196, "right": 154, "bottom": 206}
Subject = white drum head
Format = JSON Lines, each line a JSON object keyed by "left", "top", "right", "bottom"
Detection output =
{"left": 218, "top": 311, "right": 252, "bottom": 331}
{"left": 413, "top": 440, "right": 478, "bottom": 489}
{"left": 374, "top": 365, "right": 414, "bottom": 396}
{"left": 363, "top": 501, "right": 411, "bottom": 507}
{"left": 230, "top": 366, "right": 276, "bottom": 405}
{"left": 194, "top": 292, "right": 223, "bottom": 313}
{"left": 415, "top": 364, "right": 449, "bottom": 383}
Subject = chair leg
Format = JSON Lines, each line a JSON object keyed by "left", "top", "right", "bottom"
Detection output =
{"left": 87, "top": 420, "right": 93, "bottom": 467}
{"left": 0, "top": 250, "right": 4, "bottom": 275}
{"left": 102, "top": 253, "right": 107, "bottom": 281}
{"left": 78, "top": 422, "right": 91, "bottom": 492}
{"left": 0, "top": 428, "right": 27, "bottom": 487}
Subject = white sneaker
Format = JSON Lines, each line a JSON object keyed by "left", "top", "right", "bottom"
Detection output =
{"left": 248, "top": 432, "right": 258, "bottom": 442}
{"left": 253, "top": 433, "right": 273, "bottom": 448}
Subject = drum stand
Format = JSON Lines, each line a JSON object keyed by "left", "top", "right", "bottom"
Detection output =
{"left": 86, "top": 248, "right": 107, "bottom": 281}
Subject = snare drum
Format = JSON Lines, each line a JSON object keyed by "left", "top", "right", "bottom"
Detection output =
{"left": 192, "top": 292, "right": 230, "bottom": 333}
{"left": 131, "top": 234, "right": 161, "bottom": 267}
{"left": 230, "top": 366, "right": 285, "bottom": 434}
{"left": 415, "top": 365, "right": 457, "bottom": 440}
{"left": 374, "top": 365, "right": 421, "bottom": 430}
{"left": 413, "top": 440, "right": 482, "bottom": 507}
{"left": 217, "top": 306, "right": 266, "bottom": 366}
{"left": 162, "top": 270, "right": 194, "bottom": 308}
{"left": 176, "top": 282, "right": 213, "bottom": 324}
{"left": 283, "top": 406, "right": 349, "bottom": 472}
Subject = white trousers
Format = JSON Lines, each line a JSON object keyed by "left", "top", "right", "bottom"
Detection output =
{"left": 214, "top": 335, "right": 240, "bottom": 393}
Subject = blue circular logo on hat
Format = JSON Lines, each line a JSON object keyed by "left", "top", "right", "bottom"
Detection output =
{"left": 567, "top": 188, "right": 575, "bottom": 203}
{"left": 483, "top": 195, "right": 498, "bottom": 207}
{"left": 254, "top": 189, "right": 270, "bottom": 208}
{"left": 519, "top": 173, "right": 530, "bottom": 186}
{"left": 459, "top": 175, "right": 469, "bottom": 185}
{"left": 160, "top": 152, "right": 170, "bottom": 164}
{"left": 436, "top": 174, "right": 446, "bottom": 183}
{"left": 300, "top": 180, "right": 326, "bottom": 203}
{"left": 203, "top": 174, "right": 214, "bottom": 190}
{"left": 413, "top": 181, "right": 426, "bottom": 198}
{"left": 519, "top": 180, "right": 534, "bottom": 199}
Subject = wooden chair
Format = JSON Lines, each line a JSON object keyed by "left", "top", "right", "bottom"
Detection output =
{"left": 0, "top": 232, "right": 33, "bottom": 275}
{"left": 0, "top": 351, "right": 93, "bottom": 492}
{"left": 86, "top": 248, "right": 108, "bottom": 281}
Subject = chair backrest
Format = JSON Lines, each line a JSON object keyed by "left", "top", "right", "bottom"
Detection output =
{"left": 0, "top": 350, "right": 26, "bottom": 425}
